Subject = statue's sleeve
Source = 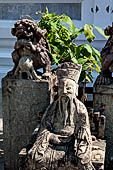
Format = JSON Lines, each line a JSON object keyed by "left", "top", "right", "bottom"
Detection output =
{"left": 27, "top": 102, "right": 57, "bottom": 161}
{"left": 74, "top": 99, "right": 92, "bottom": 164}
{"left": 75, "top": 100, "right": 90, "bottom": 129}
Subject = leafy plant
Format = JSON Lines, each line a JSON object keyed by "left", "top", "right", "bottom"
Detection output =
{"left": 93, "top": 25, "right": 109, "bottom": 39}
{"left": 36, "top": 8, "right": 101, "bottom": 82}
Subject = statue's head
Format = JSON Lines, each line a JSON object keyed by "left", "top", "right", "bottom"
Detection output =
{"left": 56, "top": 62, "right": 82, "bottom": 97}
{"left": 11, "top": 19, "right": 46, "bottom": 41}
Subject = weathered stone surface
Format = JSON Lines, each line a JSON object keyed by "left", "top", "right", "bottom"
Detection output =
{"left": 93, "top": 85, "right": 113, "bottom": 163}
{"left": 19, "top": 63, "right": 95, "bottom": 170}
{"left": 92, "top": 140, "right": 106, "bottom": 170}
{"left": 2, "top": 78, "right": 54, "bottom": 170}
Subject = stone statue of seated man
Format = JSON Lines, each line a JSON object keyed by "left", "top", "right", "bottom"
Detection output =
{"left": 19, "top": 62, "right": 95, "bottom": 170}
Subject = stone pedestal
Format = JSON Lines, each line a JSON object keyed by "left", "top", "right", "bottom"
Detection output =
{"left": 2, "top": 78, "right": 54, "bottom": 170}
{"left": 92, "top": 140, "right": 106, "bottom": 170}
{"left": 93, "top": 84, "right": 113, "bottom": 162}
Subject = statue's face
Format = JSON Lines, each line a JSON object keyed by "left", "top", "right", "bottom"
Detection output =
{"left": 58, "top": 78, "right": 76, "bottom": 97}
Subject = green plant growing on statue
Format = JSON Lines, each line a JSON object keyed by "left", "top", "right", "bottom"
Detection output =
{"left": 36, "top": 8, "right": 101, "bottom": 82}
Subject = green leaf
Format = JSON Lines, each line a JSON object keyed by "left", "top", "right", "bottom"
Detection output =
{"left": 71, "top": 57, "right": 78, "bottom": 63}
{"left": 79, "top": 71, "right": 86, "bottom": 82}
{"left": 90, "top": 65, "right": 101, "bottom": 72}
{"left": 77, "top": 58, "right": 88, "bottom": 65}
{"left": 51, "top": 44, "right": 60, "bottom": 54}
{"left": 72, "top": 23, "right": 76, "bottom": 32}
{"left": 93, "top": 25, "right": 109, "bottom": 39}
{"left": 91, "top": 47, "right": 100, "bottom": 57}
{"left": 46, "top": 7, "right": 49, "bottom": 14}
{"left": 86, "top": 74, "right": 93, "bottom": 83}
{"left": 84, "top": 24, "right": 95, "bottom": 43}
{"left": 83, "top": 55, "right": 101, "bottom": 73}
{"left": 82, "top": 63, "right": 92, "bottom": 71}
{"left": 67, "top": 48, "right": 73, "bottom": 57}
{"left": 79, "top": 44, "right": 93, "bottom": 56}
{"left": 91, "top": 47, "right": 102, "bottom": 65}
{"left": 75, "top": 46, "right": 81, "bottom": 57}
{"left": 52, "top": 54, "right": 59, "bottom": 64}
{"left": 71, "top": 27, "right": 84, "bottom": 40}
{"left": 62, "top": 15, "right": 73, "bottom": 31}
{"left": 59, "top": 25, "right": 70, "bottom": 40}
{"left": 55, "top": 39, "right": 65, "bottom": 45}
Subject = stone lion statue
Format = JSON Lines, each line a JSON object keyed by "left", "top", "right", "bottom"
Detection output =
{"left": 8, "top": 19, "right": 52, "bottom": 80}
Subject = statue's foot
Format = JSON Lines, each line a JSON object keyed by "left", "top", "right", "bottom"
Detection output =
{"left": 95, "top": 75, "right": 111, "bottom": 85}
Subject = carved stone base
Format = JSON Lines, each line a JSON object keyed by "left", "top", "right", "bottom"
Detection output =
{"left": 92, "top": 140, "right": 106, "bottom": 170}
{"left": 2, "top": 78, "right": 54, "bottom": 170}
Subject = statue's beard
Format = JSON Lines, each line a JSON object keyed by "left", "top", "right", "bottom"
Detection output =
{"left": 60, "top": 94, "right": 71, "bottom": 101}
{"left": 58, "top": 95, "right": 75, "bottom": 127}
{"left": 59, "top": 92, "right": 73, "bottom": 98}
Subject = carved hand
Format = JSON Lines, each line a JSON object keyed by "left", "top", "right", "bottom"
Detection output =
{"left": 49, "top": 134, "right": 61, "bottom": 145}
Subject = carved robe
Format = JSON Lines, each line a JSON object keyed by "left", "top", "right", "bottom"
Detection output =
{"left": 21, "top": 96, "right": 94, "bottom": 170}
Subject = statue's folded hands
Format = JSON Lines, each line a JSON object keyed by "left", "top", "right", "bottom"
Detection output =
{"left": 49, "top": 133, "right": 62, "bottom": 145}
{"left": 49, "top": 133, "right": 73, "bottom": 145}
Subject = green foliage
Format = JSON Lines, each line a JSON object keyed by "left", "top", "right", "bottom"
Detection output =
{"left": 36, "top": 8, "right": 102, "bottom": 82}
{"left": 84, "top": 24, "right": 95, "bottom": 43}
